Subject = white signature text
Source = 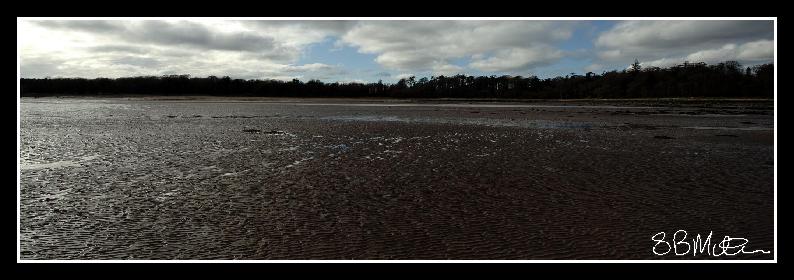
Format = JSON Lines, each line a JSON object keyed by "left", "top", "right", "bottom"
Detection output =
{"left": 652, "top": 230, "right": 771, "bottom": 257}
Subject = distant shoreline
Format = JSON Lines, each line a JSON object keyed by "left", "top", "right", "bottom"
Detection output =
{"left": 19, "top": 95, "right": 775, "bottom": 103}
{"left": 19, "top": 62, "right": 774, "bottom": 100}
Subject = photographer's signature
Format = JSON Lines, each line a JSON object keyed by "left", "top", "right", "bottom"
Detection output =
{"left": 652, "top": 230, "right": 771, "bottom": 257}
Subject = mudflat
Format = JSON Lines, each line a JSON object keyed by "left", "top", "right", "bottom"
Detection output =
{"left": 19, "top": 97, "right": 774, "bottom": 259}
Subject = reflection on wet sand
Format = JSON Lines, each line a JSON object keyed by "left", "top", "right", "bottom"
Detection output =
{"left": 20, "top": 98, "right": 774, "bottom": 259}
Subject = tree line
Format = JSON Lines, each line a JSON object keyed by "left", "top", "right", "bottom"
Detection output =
{"left": 20, "top": 61, "right": 773, "bottom": 99}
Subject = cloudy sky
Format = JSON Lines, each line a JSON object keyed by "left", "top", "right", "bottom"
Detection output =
{"left": 19, "top": 19, "right": 774, "bottom": 82}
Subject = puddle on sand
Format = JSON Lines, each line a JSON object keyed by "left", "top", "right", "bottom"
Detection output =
{"left": 683, "top": 126, "right": 772, "bottom": 131}
{"left": 21, "top": 160, "right": 81, "bottom": 170}
{"left": 285, "top": 157, "right": 315, "bottom": 168}
{"left": 20, "top": 155, "right": 101, "bottom": 171}
{"left": 652, "top": 113, "right": 749, "bottom": 117}
{"left": 221, "top": 169, "right": 250, "bottom": 177}
{"left": 276, "top": 102, "right": 669, "bottom": 110}
{"left": 324, "top": 115, "right": 595, "bottom": 129}
{"left": 154, "top": 190, "right": 179, "bottom": 202}
{"left": 39, "top": 188, "right": 71, "bottom": 201}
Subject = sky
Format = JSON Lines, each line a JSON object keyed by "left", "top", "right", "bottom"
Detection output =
{"left": 18, "top": 19, "right": 775, "bottom": 83}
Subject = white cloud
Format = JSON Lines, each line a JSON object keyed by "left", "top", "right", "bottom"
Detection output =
{"left": 584, "top": 63, "right": 603, "bottom": 73}
{"left": 595, "top": 20, "right": 774, "bottom": 68}
{"left": 432, "top": 63, "right": 465, "bottom": 76}
{"left": 395, "top": 73, "right": 415, "bottom": 80}
{"left": 337, "top": 79, "right": 367, "bottom": 84}
{"left": 341, "top": 21, "right": 573, "bottom": 73}
{"left": 19, "top": 20, "right": 774, "bottom": 81}
{"left": 469, "top": 46, "right": 563, "bottom": 72}
{"left": 19, "top": 20, "right": 354, "bottom": 81}
{"left": 597, "top": 49, "right": 622, "bottom": 60}
{"left": 638, "top": 57, "right": 686, "bottom": 68}
{"left": 596, "top": 20, "right": 772, "bottom": 51}
{"left": 736, "top": 40, "right": 774, "bottom": 61}
{"left": 685, "top": 44, "right": 737, "bottom": 63}
{"left": 636, "top": 39, "right": 774, "bottom": 69}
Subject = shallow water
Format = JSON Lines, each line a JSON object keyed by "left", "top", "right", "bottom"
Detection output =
{"left": 683, "top": 126, "right": 773, "bottom": 131}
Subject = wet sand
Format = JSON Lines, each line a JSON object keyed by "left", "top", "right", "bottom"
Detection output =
{"left": 19, "top": 97, "right": 774, "bottom": 260}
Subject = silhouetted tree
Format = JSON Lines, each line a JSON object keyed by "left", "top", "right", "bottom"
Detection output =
{"left": 630, "top": 58, "right": 642, "bottom": 72}
{"left": 20, "top": 60, "right": 773, "bottom": 99}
